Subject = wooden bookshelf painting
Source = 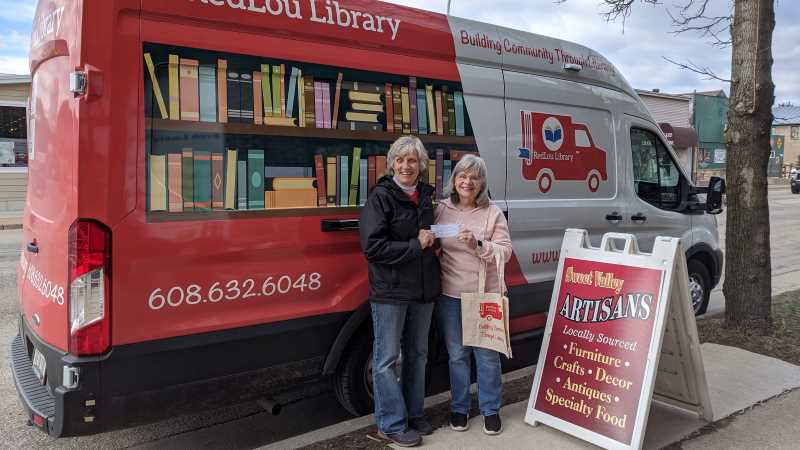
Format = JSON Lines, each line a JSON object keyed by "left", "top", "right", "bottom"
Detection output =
{"left": 143, "top": 43, "right": 477, "bottom": 221}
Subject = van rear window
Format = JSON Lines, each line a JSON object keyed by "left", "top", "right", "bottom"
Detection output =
{"left": 143, "top": 43, "right": 479, "bottom": 220}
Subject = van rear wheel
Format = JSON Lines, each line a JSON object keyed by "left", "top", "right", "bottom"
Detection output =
{"left": 688, "top": 259, "right": 711, "bottom": 315}
{"left": 334, "top": 331, "right": 374, "bottom": 416}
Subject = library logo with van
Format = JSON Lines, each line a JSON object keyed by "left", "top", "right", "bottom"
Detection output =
{"left": 518, "top": 111, "right": 608, "bottom": 194}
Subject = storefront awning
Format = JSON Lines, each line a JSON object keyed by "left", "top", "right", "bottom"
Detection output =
{"left": 659, "top": 123, "right": 698, "bottom": 149}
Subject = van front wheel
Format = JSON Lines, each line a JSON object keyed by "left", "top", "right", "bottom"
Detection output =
{"left": 334, "top": 331, "right": 374, "bottom": 416}
{"left": 688, "top": 260, "right": 711, "bottom": 315}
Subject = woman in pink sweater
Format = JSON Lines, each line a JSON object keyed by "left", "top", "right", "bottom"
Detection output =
{"left": 435, "top": 154, "right": 512, "bottom": 435}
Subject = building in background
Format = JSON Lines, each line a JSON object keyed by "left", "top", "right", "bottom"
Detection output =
{"left": 684, "top": 90, "right": 729, "bottom": 184}
{"left": 772, "top": 104, "right": 800, "bottom": 177}
{"left": 0, "top": 73, "right": 30, "bottom": 211}
{"left": 637, "top": 89, "right": 697, "bottom": 180}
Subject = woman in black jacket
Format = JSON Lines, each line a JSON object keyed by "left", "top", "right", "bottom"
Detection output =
{"left": 359, "top": 136, "right": 441, "bottom": 447}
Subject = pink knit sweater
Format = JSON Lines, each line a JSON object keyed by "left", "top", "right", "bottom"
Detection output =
{"left": 435, "top": 199, "right": 512, "bottom": 298}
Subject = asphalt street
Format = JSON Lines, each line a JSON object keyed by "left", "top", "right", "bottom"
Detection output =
{"left": 0, "top": 187, "right": 798, "bottom": 449}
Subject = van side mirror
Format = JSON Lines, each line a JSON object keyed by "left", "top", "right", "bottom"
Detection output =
{"left": 706, "top": 176, "right": 725, "bottom": 214}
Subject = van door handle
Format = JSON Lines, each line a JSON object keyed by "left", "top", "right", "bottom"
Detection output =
{"left": 321, "top": 219, "right": 360, "bottom": 232}
{"left": 605, "top": 212, "right": 623, "bottom": 222}
{"left": 631, "top": 213, "right": 647, "bottom": 223}
{"left": 26, "top": 242, "right": 39, "bottom": 254}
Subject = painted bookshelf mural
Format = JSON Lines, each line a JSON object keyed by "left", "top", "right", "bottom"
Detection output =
{"left": 144, "top": 43, "right": 478, "bottom": 219}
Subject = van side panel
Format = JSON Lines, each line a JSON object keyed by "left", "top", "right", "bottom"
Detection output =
{"left": 19, "top": 0, "right": 82, "bottom": 352}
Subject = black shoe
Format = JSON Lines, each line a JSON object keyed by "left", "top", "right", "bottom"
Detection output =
{"left": 408, "top": 417, "right": 434, "bottom": 435}
{"left": 449, "top": 412, "right": 470, "bottom": 432}
{"left": 483, "top": 414, "right": 502, "bottom": 435}
{"left": 377, "top": 429, "right": 422, "bottom": 447}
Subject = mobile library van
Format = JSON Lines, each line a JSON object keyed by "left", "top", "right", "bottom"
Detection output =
{"left": 12, "top": 0, "right": 724, "bottom": 437}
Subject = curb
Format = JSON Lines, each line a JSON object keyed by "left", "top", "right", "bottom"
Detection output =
{"left": 258, "top": 366, "right": 533, "bottom": 450}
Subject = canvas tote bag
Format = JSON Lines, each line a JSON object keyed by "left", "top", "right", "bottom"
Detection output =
{"left": 460, "top": 246, "right": 513, "bottom": 358}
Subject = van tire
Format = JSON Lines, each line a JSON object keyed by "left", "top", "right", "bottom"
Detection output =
{"left": 688, "top": 259, "right": 711, "bottom": 315}
{"left": 792, "top": 186, "right": 799, "bottom": 194}
{"left": 334, "top": 330, "right": 374, "bottom": 416}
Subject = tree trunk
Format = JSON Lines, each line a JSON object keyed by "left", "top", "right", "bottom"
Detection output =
{"left": 723, "top": 0, "right": 775, "bottom": 333}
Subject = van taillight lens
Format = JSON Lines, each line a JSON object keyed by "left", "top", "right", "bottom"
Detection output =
{"left": 68, "top": 220, "right": 111, "bottom": 356}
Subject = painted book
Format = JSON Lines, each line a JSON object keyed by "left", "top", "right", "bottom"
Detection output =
{"left": 199, "top": 65, "right": 217, "bottom": 123}
{"left": 314, "top": 82, "right": 324, "bottom": 128}
{"left": 441, "top": 85, "right": 450, "bottom": 135}
{"left": 326, "top": 156, "right": 337, "bottom": 206}
{"left": 286, "top": 67, "right": 299, "bottom": 119}
{"left": 297, "top": 68, "right": 305, "bottom": 127}
{"left": 265, "top": 190, "right": 318, "bottom": 209}
{"left": 314, "top": 154, "right": 327, "bottom": 207}
{"left": 253, "top": 71, "right": 263, "bottom": 125}
{"left": 332, "top": 72, "right": 343, "bottom": 128}
{"left": 367, "top": 156, "right": 376, "bottom": 191}
{"left": 149, "top": 154, "right": 167, "bottom": 211}
{"left": 267, "top": 177, "right": 317, "bottom": 190}
{"left": 435, "top": 90, "right": 444, "bottom": 136}
{"left": 265, "top": 166, "right": 313, "bottom": 177}
{"left": 447, "top": 92, "right": 456, "bottom": 136}
{"left": 211, "top": 152, "right": 224, "bottom": 209}
{"left": 392, "top": 86, "right": 403, "bottom": 132}
{"left": 359, "top": 158, "right": 368, "bottom": 206}
{"left": 401, "top": 86, "right": 411, "bottom": 134}
{"left": 340, "top": 81, "right": 383, "bottom": 92}
{"left": 225, "top": 149, "right": 237, "bottom": 209}
{"left": 304, "top": 76, "right": 315, "bottom": 127}
{"left": 427, "top": 159, "right": 435, "bottom": 185}
{"left": 271, "top": 65, "right": 282, "bottom": 119}
{"left": 247, "top": 150, "right": 265, "bottom": 209}
{"left": 167, "top": 153, "right": 183, "bottom": 212}
{"left": 454, "top": 91, "right": 465, "bottom": 136}
{"left": 385, "top": 83, "right": 394, "bottom": 132}
{"left": 409, "top": 77, "right": 419, "bottom": 134}
{"left": 345, "top": 112, "right": 380, "bottom": 123}
{"left": 143, "top": 53, "right": 168, "bottom": 119}
{"left": 240, "top": 73, "right": 254, "bottom": 124}
{"left": 349, "top": 91, "right": 382, "bottom": 103}
{"left": 217, "top": 59, "right": 228, "bottom": 123}
{"left": 227, "top": 71, "right": 242, "bottom": 123}
{"left": 350, "top": 103, "right": 383, "bottom": 112}
{"left": 263, "top": 117, "right": 297, "bottom": 126}
{"left": 435, "top": 149, "right": 444, "bottom": 199}
{"left": 337, "top": 121, "right": 383, "bottom": 132}
{"left": 179, "top": 58, "right": 200, "bottom": 122}
{"left": 321, "top": 82, "right": 332, "bottom": 128}
{"left": 237, "top": 160, "right": 247, "bottom": 209}
{"left": 417, "top": 89, "right": 428, "bottom": 134}
{"left": 443, "top": 160, "right": 453, "bottom": 192}
{"left": 168, "top": 54, "right": 180, "bottom": 120}
{"left": 339, "top": 155, "right": 349, "bottom": 207}
{"left": 279, "top": 64, "right": 286, "bottom": 118}
{"left": 261, "top": 64, "right": 273, "bottom": 117}
{"left": 349, "top": 147, "right": 361, "bottom": 207}
{"left": 425, "top": 85, "right": 436, "bottom": 134}
{"left": 181, "top": 149, "right": 194, "bottom": 209}
{"left": 335, "top": 156, "right": 341, "bottom": 205}
{"left": 375, "top": 155, "right": 387, "bottom": 180}
{"left": 193, "top": 151, "right": 212, "bottom": 211}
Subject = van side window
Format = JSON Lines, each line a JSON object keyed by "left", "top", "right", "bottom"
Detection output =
{"left": 630, "top": 128, "right": 681, "bottom": 210}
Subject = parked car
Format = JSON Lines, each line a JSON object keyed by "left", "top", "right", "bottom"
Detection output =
{"left": 792, "top": 171, "right": 799, "bottom": 194}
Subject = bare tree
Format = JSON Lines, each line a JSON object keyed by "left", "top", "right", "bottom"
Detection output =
{"left": 559, "top": 0, "right": 775, "bottom": 333}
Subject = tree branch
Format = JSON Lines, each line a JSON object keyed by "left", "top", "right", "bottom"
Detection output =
{"left": 662, "top": 56, "right": 732, "bottom": 83}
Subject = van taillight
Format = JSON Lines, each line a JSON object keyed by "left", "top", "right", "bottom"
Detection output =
{"left": 68, "top": 220, "right": 111, "bottom": 356}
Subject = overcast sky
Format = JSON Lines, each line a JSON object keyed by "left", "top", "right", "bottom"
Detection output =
{"left": 0, "top": 0, "right": 797, "bottom": 103}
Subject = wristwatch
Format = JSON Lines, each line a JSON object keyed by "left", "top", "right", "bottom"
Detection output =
{"left": 476, "top": 239, "right": 483, "bottom": 249}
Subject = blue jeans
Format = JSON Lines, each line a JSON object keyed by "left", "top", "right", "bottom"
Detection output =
{"left": 436, "top": 295, "right": 502, "bottom": 416}
{"left": 370, "top": 301, "right": 435, "bottom": 434}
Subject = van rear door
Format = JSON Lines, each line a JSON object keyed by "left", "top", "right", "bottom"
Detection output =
{"left": 19, "top": 0, "right": 80, "bottom": 352}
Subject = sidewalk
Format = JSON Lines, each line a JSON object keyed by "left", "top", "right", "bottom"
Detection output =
{"left": 262, "top": 343, "right": 800, "bottom": 450}
{"left": 0, "top": 211, "right": 22, "bottom": 230}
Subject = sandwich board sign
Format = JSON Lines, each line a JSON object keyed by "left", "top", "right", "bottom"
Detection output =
{"left": 525, "top": 229, "right": 713, "bottom": 450}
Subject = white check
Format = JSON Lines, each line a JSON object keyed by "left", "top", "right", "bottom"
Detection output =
{"left": 431, "top": 224, "right": 459, "bottom": 238}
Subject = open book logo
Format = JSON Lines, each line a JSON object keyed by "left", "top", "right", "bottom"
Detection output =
{"left": 542, "top": 117, "right": 564, "bottom": 151}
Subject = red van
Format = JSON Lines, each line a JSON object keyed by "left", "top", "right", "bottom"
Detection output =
{"left": 12, "top": 0, "right": 551, "bottom": 437}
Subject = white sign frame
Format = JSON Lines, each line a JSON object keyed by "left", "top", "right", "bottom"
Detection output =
{"left": 524, "top": 229, "right": 712, "bottom": 450}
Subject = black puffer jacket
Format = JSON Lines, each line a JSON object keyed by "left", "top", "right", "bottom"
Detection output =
{"left": 360, "top": 176, "right": 441, "bottom": 304}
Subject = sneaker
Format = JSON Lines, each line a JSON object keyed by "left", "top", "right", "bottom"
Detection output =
{"left": 408, "top": 417, "right": 434, "bottom": 435}
{"left": 483, "top": 414, "right": 502, "bottom": 435}
{"left": 377, "top": 429, "right": 422, "bottom": 447}
{"left": 449, "top": 412, "right": 470, "bottom": 432}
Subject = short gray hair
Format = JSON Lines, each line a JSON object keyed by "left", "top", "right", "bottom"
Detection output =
{"left": 445, "top": 154, "right": 491, "bottom": 207}
{"left": 386, "top": 136, "right": 429, "bottom": 182}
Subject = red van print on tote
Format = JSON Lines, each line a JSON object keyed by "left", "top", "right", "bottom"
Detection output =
{"left": 480, "top": 302, "right": 504, "bottom": 321}
{"left": 519, "top": 111, "right": 608, "bottom": 193}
